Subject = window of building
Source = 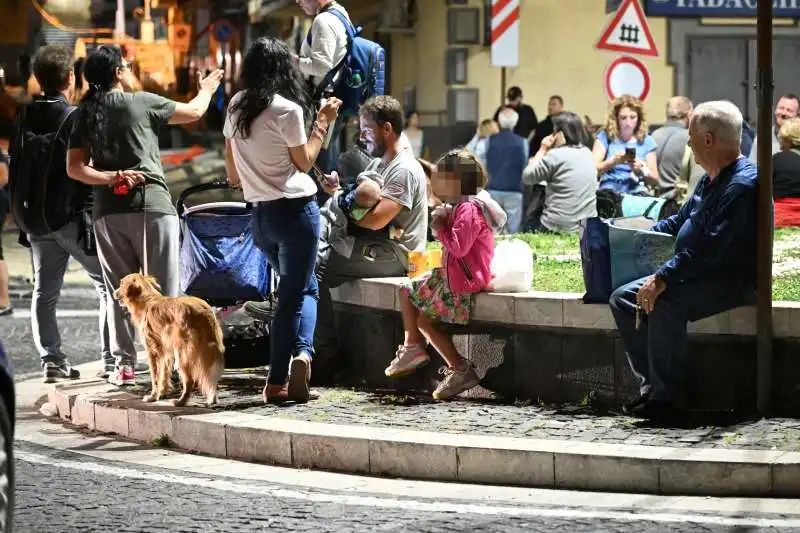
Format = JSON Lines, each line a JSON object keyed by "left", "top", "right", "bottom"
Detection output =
{"left": 447, "top": 8, "right": 480, "bottom": 45}
{"left": 446, "top": 48, "right": 468, "bottom": 85}
{"left": 447, "top": 88, "right": 479, "bottom": 124}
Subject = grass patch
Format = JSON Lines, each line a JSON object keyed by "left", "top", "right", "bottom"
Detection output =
{"left": 151, "top": 434, "right": 171, "bottom": 447}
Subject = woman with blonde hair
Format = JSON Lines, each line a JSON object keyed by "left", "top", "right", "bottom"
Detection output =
{"left": 773, "top": 117, "right": 800, "bottom": 227}
{"left": 466, "top": 118, "right": 500, "bottom": 167}
{"left": 592, "top": 95, "right": 659, "bottom": 195}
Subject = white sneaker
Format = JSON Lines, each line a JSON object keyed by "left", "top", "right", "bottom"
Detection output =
{"left": 432, "top": 362, "right": 480, "bottom": 401}
{"left": 384, "top": 344, "right": 430, "bottom": 378}
{"left": 108, "top": 365, "right": 136, "bottom": 386}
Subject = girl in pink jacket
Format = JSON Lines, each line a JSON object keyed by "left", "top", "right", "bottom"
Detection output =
{"left": 384, "top": 148, "right": 507, "bottom": 401}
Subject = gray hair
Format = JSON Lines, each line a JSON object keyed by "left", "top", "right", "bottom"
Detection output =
{"left": 498, "top": 108, "right": 519, "bottom": 131}
{"left": 691, "top": 100, "right": 743, "bottom": 146}
{"left": 666, "top": 96, "right": 693, "bottom": 121}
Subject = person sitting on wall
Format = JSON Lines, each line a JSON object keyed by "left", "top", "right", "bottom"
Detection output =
{"left": 592, "top": 95, "right": 659, "bottom": 196}
{"left": 772, "top": 117, "right": 800, "bottom": 228}
{"left": 609, "top": 100, "right": 760, "bottom": 423}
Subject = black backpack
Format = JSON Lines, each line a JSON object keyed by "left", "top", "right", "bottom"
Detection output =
{"left": 9, "top": 104, "right": 84, "bottom": 236}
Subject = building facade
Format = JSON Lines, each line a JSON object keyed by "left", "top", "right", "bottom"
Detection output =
{"left": 388, "top": 0, "right": 800, "bottom": 129}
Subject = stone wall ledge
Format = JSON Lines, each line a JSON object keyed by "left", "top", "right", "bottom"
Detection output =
{"left": 330, "top": 277, "right": 798, "bottom": 338}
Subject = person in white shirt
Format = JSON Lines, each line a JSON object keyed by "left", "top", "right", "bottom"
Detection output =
{"left": 224, "top": 37, "right": 341, "bottom": 404}
{"left": 294, "top": 0, "right": 350, "bottom": 175}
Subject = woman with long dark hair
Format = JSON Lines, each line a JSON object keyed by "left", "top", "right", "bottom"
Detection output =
{"left": 224, "top": 38, "right": 340, "bottom": 403}
{"left": 67, "top": 45, "right": 222, "bottom": 386}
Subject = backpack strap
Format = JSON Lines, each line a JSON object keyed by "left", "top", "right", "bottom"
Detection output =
{"left": 42, "top": 105, "right": 77, "bottom": 184}
{"left": 311, "top": 6, "right": 355, "bottom": 101}
{"left": 642, "top": 199, "right": 660, "bottom": 219}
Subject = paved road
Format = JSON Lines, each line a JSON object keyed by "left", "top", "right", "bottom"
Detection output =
{"left": 12, "top": 435, "right": 800, "bottom": 533}
{"left": 2, "top": 290, "right": 103, "bottom": 379}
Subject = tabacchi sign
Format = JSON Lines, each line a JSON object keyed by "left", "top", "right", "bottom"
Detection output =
{"left": 645, "top": 0, "right": 800, "bottom": 17}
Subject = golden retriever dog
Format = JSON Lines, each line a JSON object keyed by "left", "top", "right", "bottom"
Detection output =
{"left": 114, "top": 273, "right": 225, "bottom": 407}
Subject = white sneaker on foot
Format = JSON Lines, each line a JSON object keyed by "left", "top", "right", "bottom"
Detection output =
{"left": 385, "top": 344, "right": 430, "bottom": 378}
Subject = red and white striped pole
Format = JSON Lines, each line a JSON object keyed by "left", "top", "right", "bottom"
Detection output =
{"left": 491, "top": 0, "right": 520, "bottom": 105}
{"left": 491, "top": 0, "right": 520, "bottom": 67}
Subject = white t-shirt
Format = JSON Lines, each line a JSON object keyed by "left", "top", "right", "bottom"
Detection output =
{"left": 223, "top": 92, "right": 317, "bottom": 202}
{"left": 299, "top": 3, "right": 349, "bottom": 88}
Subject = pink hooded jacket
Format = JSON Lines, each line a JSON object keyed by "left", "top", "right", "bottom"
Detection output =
{"left": 435, "top": 191, "right": 507, "bottom": 295}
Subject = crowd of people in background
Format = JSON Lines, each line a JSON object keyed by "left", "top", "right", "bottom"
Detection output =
{"left": 463, "top": 85, "right": 800, "bottom": 235}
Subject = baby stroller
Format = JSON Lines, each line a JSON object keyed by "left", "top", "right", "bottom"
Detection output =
{"left": 176, "top": 180, "right": 276, "bottom": 369}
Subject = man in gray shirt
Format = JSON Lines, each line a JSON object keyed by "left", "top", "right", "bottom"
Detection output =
{"left": 651, "top": 96, "right": 694, "bottom": 200}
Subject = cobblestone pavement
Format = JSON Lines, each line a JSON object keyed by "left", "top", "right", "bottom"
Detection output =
{"left": 108, "top": 369, "right": 800, "bottom": 452}
{"left": 1, "top": 309, "right": 105, "bottom": 379}
{"left": 13, "top": 440, "right": 793, "bottom": 533}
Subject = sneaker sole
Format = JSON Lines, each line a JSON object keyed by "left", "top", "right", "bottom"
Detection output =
{"left": 432, "top": 377, "right": 481, "bottom": 401}
{"left": 243, "top": 304, "right": 276, "bottom": 322}
{"left": 287, "top": 358, "right": 310, "bottom": 403}
{"left": 385, "top": 357, "right": 430, "bottom": 378}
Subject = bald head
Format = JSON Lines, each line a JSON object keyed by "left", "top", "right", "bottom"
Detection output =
{"left": 666, "top": 96, "right": 693, "bottom": 124}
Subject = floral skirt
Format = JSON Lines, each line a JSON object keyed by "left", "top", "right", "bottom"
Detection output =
{"left": 401, "top": 267, "right": 472, "bottom": 325}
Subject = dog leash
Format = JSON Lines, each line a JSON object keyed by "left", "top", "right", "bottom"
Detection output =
{"left": 142, "top": 184, "right": 148, "bottom": 276}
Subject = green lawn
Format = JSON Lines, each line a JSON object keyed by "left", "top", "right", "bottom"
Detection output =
{"left": 428, "top": 228, "right": 800, "bottom": 301}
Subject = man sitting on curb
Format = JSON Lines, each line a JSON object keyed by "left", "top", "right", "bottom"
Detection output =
{"left": 609, "top": 100, "right": 760, "bottom": 423}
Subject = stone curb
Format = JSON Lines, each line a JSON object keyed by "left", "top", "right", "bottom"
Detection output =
{"left": 46, "top": 379, "right": 800, "bottom": 498}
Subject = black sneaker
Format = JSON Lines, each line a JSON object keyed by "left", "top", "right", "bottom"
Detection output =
{"left": 622, "top": 393, "right": 650, "bottom": 415}
{"left": 243, "top": 300, "right": 277, "bottom": 321}
{"left": 43, "top": 362, "right": 81, "bottom": 384}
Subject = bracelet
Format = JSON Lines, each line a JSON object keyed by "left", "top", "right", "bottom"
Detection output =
{"left": 313, "top": 120, "right": 329, "bottom": 134}
{"left": 311, "top": 128, "right": 326, "bottom": 142}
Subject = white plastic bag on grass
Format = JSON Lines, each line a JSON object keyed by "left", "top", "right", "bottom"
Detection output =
{"left": 490, "top": 238, "right": 534, "bottom": 293}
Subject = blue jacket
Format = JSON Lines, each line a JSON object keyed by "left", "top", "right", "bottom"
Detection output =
{"left": 741, "top": 121, "right": 755, "bottom": 158}
{"left": 653, "top": 157, "right": 760, "bottom": 287}
{"left": 485, "top": 130, "right": 529, "bottom": 193}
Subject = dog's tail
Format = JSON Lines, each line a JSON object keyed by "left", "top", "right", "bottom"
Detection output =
{"left": 197, "top": 310, "right": 226, "bottom": 397}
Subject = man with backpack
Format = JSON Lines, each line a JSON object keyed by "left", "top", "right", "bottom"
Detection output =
{"left": 8, "top": 45, "right": 112, "bottom": 383}
{"left": 294, "top": 0, "right": 386, "bottom": 175}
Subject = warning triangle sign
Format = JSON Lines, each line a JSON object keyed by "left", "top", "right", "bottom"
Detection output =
{"left": 596, "top": 0, "right": 658, "bottom": 57}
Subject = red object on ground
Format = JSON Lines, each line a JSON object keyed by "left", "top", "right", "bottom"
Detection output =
{"left": 774, "top": 197, "right": 800, "bottom": 228}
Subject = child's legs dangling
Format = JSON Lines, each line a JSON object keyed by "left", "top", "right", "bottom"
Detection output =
{"left": 399, "top": 287, "right": 425, "bottom": 346}
{"left": 417, "top": 313, "right": 466, "bottom": 370}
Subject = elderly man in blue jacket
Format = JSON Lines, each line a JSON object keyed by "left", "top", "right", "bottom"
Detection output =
{"left": 609, "top": 100, "right": 761, "bottom": 422}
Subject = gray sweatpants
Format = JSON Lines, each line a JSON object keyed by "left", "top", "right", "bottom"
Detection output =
{"left": 94, "top": 212, "right": 180, "bottom": 367}
{"left": 29, "top": 220, "right": 111, "bottom": 368}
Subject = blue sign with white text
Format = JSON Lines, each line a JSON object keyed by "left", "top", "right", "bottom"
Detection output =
{"left": 645, "top": 0, "right": 800, "bottom": 17}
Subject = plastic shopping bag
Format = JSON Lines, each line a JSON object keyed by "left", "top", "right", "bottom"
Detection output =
{"left": 490, "top": 238, "right": 534, "bottom": 293}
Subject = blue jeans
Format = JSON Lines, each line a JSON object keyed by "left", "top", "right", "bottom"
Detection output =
{"left": 487, "top": 189, "right": 523, "bottom": 234}
{"left": 609, "top": 275, "right": 756, "bottom": 406}
{"left": 252, "top": 197, "right": 320, "bottom": 386}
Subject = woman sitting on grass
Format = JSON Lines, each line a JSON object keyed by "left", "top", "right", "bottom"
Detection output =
{"left": 384, "top": 149, "right": 506, "bottom": 401}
